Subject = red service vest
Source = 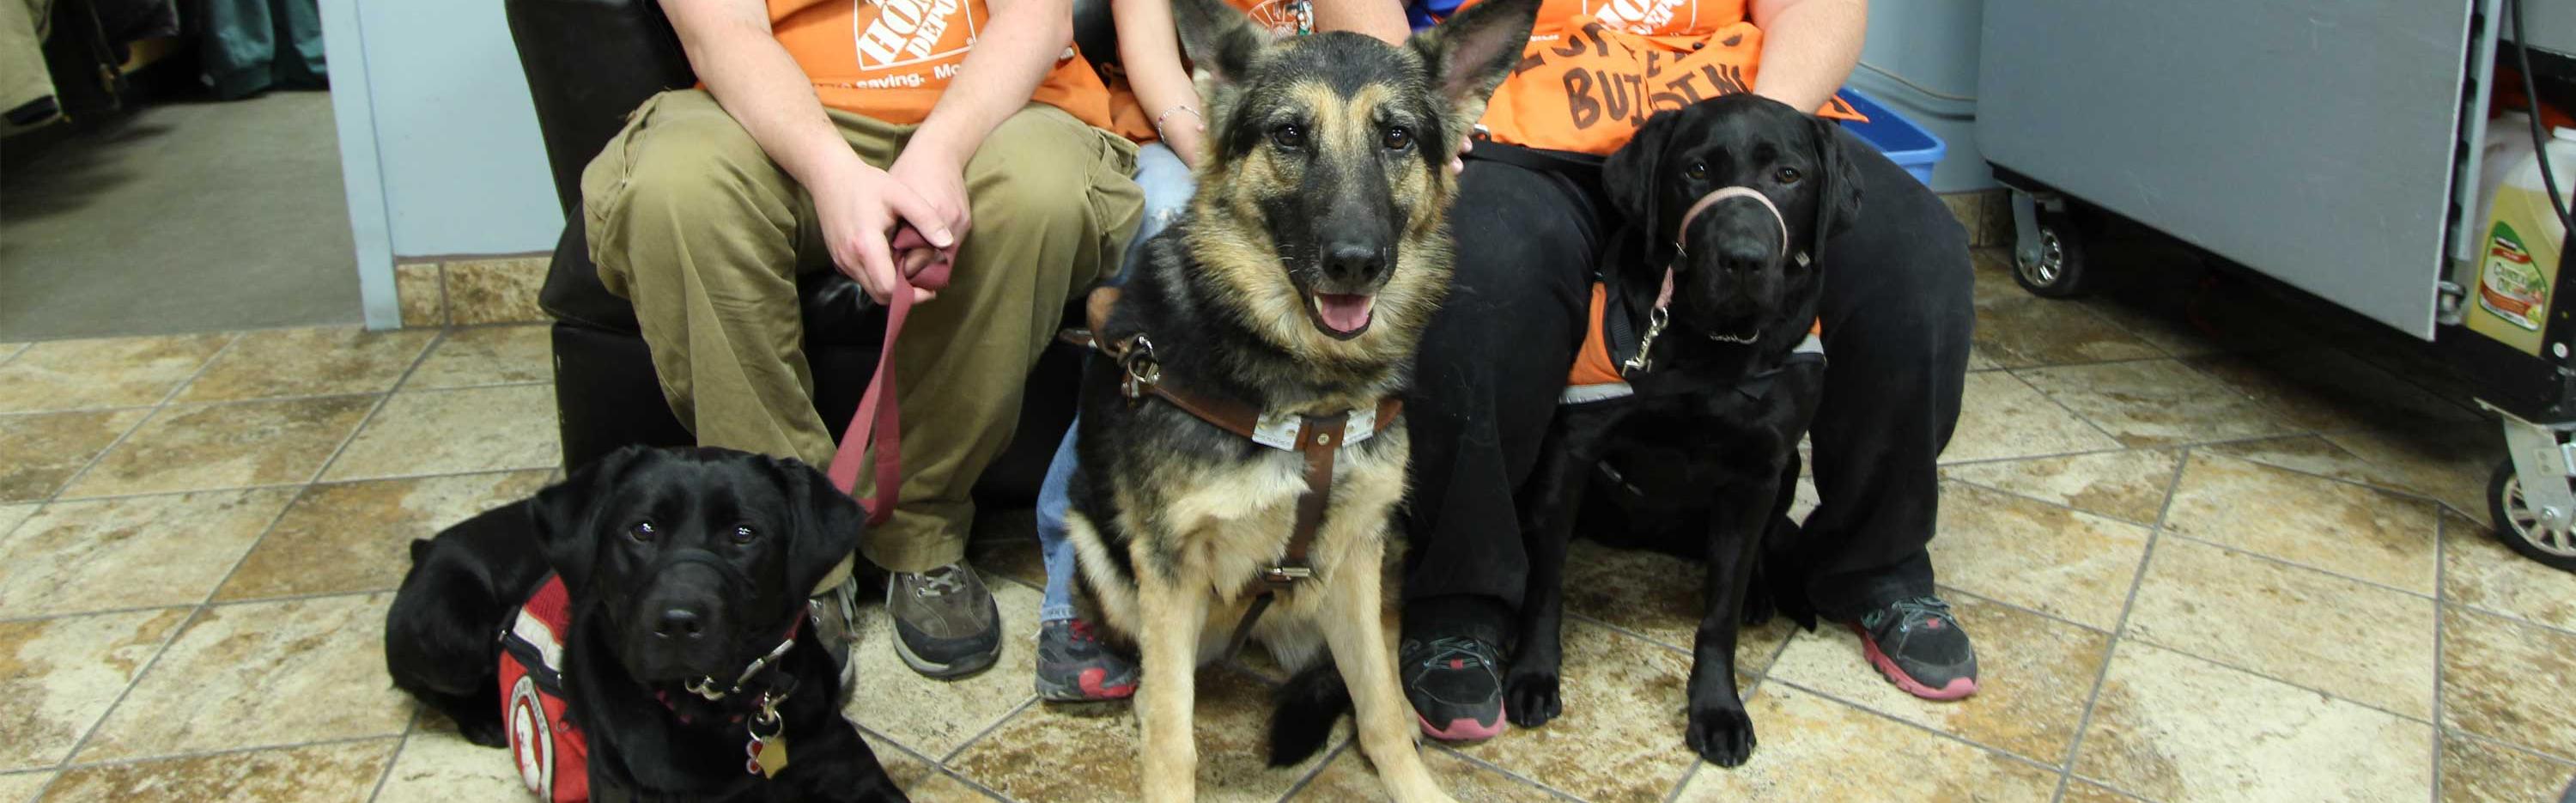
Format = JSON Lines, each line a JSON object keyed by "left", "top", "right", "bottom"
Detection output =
{"left": 499, "top": 575, "right": 592, "bottom": 803}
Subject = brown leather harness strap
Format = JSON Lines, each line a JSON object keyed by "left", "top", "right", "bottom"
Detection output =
{"left": 1063, "top": 287, "right": 1401, "bottom": 660}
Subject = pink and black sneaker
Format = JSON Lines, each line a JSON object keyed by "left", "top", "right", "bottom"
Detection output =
{"left": 1849, "top": 595, "right": 1980, "bottom": 701}
{"left": 1400, "top": 636, "right": 1508, "bottom": 741}
{"left": 1035, "top": 618, "right": 1137, "bottom": 702}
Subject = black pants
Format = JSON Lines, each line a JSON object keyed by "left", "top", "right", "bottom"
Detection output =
{"left": 1400, "top": 126, "right": 1975, "bottom": 641}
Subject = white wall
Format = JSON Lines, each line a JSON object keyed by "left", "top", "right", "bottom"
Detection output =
{"left": 355, "top": 0, "right": 565, "bottom": 256}
{"left": 324, "top": 0, "right": 565, "bottom": 327}
{"left": 1850, "top": 0, "right": 1995, "bottom": 192}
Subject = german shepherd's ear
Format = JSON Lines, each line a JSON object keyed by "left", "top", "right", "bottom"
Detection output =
{"left": 1407, "top": 0, "right": 1539, "bottom": 142}
{"left": 764, "top": 455, "right": 863, "bottom": 599}
{"left": 1604, "top": 109, "right": 1681, "bottom": 263}
{"left": 1807, "top": 117, "right": 1863, "bottom": 248}
{"left": 1172, "top": 0, "right": 1270, "bottom": 86}
{"left": 528, "top": 445, "right": 654, "bottom": 594}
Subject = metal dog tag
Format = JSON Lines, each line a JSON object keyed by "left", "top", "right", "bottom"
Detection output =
{"left": 749, "top": 736, "right": 789, "bottom": 778}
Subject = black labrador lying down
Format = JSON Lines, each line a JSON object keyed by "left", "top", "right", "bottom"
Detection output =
{"left": 1504, "top": 94, "right": 1859, "bottom": 767}
{"left": 385, "top": 446, "right": 905, "bottom": 802}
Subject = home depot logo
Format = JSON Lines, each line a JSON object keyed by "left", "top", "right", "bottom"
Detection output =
{"left": 1587, "top": 0, "right": 1690, "bottom": 34}
{"left": 855, "top": 0, "right": 969, "bottom": 69}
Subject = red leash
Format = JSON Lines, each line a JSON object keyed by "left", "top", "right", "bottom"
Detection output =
{"left": 825, "top": 228, "right": 953, "bottom": 525}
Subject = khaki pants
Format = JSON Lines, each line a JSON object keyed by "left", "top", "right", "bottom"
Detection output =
{"left": 581, "top": 89, "right": 1143, "bottom": 573}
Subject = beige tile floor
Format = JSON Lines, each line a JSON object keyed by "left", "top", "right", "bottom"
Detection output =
{"left": 3, "top": 254, "right": 2575, "bottom": 802}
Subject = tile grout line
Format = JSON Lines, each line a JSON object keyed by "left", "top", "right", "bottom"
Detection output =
{"left": 20, "top": 335, "right": 250, "bottom": 790}
{"left": 1661, "top": 761, "right": 1699, "bottom": 803}
{"left": 852, "top": 722, "right": 1017, "bottom": 803}
{"left": 2050, "top": 444, "right": 2191, "bottom": 803}
{"left": 2109, "top": 632, "right": 2437, "bottom": 725}
{"left": 1427, "top": 744, "right": 1588, "bottom": 803}
{"left": 36, "top": 327, "right": 459, "bottom": 780}
{"left": 1762, "top": 676, "right": 2066, "bottom": 777}
{"left": 2185, "top": 444, "right": 2490, "bottom": 522}
{"left": 1997, "top": 365, "right": 2146, "bottom": 447}
{"left": 42, "top": 603, "right": 216, "bottom": 780}
{"left": 363, "top": 709, "right": 425, "bottom": 803}
{"left": 2154, "top": 531, "right": 2441, "bottom": 602}
{"left": 21, "top": 462, "right": 553, "bottom": 514}
{"left": 306, "top": 327, "right": 455, "bottom": 486}
{"left": 1939, "top": 475, "right": 2167, "bottom": 529}
{"left": 46, "top": 733, "right": 407, "bottom": 775}
{"left": 2429, "top": 512, "right": 2450, "bottom": 803}
{"left": 934, "top": 696, "right": 1039, "bottom": 765}
{"left": 38, "top": 332, "right": 244, "bottom": 505}
{"left": 2444, "top": 727, "right": 2576, "bottom": 770}
{"left": 1268, "top": 739, "right": 1352, "bottom": 802}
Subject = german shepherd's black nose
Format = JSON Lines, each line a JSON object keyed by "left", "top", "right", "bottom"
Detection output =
{"left": 1322, "top": 240, "right": 1388, "bottom": 286}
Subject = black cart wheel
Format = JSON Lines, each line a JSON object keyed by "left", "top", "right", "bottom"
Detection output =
{"left": 2488, "top": 459, "right": 2576, "bottom": 573}
{"left": 2014, "top": 209, "right": 2092, "bottom": 298}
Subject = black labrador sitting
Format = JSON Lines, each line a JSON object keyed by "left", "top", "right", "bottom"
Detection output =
{"left": 384, "top": 446, "right": 905, "bottom": 802}
{"left": 1503, "top": 94, "right": 1858, "bottom": 767}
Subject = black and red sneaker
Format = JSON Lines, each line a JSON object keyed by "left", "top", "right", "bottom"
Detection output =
{"left": 1035, "top": 618, "right": 1137, "bottom": 702}
{"left": 1848, "top": 595, "right": 1980, "bottom": 701}
{"left": 1400, "top": 636, "right": 1508, "bottom": 740}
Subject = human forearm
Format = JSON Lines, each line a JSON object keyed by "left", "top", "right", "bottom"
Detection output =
{"left": 905, "top": 0, "right": 1074, "bottom": 167}
{"left": 1115, "top": 0, "right": 1207, "bottom": 165}
{"left": 1312, "top": 0, "right": 1409, "bottom": 44}
{"left": 661, "top": 0, "right": 871, "bottom": 192}
{"left": 1748, "top": 0, "right": 1864, "bottom": 113}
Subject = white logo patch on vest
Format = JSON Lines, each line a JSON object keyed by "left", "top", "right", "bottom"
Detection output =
{"left": 509, "top": 675, "right": 556, "bottom": 798}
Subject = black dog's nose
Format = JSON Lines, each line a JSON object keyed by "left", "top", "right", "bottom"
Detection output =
{"left": 653, "top": 607, "right": 704, "bottom": 639}
{"left": 1321, "top": 241, "right": 1386, "bottom": 285}
{"left": 1716, "top": 240, "right": 1772, "bottom": 274}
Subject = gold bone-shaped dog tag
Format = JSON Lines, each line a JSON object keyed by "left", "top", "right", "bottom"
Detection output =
{"left": 752, "top": 738, "right": 789, "bottom": 778}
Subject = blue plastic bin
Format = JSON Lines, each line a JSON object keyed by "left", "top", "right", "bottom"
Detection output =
{"left": 1836, "top": 88, "right": 1945, "bottom": 187}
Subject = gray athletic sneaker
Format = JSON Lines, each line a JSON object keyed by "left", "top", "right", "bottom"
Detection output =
{"left": 887, "top": 563, "right": 1001, "bottom": 679}
{"left": 810, "top": 573, "right": 864, "bottom": 691}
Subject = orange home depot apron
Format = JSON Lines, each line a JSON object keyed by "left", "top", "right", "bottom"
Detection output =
{"left": 765, "top": 0, "right": 1127, "bottom": 129}
{"left": 1447, "top": 0, "right": 1861, "bottom": 155}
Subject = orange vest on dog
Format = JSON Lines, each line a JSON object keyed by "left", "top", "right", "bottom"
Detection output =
{"left": 1564, "top": 283, "right": 1823, "bottom": 403}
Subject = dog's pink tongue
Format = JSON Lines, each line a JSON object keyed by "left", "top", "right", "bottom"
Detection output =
{"left": 1315, "top": 294, "right": 1375, "bottom": 333}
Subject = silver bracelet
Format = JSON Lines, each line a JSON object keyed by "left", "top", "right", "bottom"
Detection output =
{"left": 1153, "top": 105, "right": 1202, "bottom": 140}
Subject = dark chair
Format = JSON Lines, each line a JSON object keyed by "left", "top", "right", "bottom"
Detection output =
{"left": 501, "top": 0, "right": 1119, "bottom": 503}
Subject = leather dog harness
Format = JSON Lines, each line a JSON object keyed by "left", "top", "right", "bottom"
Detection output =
{"left": 1066, "top": 289, "right": 1401, "bottom": 658}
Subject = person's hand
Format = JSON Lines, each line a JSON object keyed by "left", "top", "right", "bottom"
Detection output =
{"left": 887, "top": 147, "right": 972, "bottom": 258}
{"left": 1450, "top": 137, "right": 1471, "bottom": 176}
{"left": 811, "top": 159, "right": 952, "bottom": 305}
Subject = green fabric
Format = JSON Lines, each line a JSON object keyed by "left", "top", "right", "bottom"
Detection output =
{"left": 201, "top": 0, "right": 322, "bottom": 100}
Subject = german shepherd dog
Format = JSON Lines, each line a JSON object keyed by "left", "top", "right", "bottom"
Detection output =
{"left": 1058, "top": 0, "right": 1536, "bottom": 800}
{"left": 1502, "top": 95, "right": 1860, "bottom": 768}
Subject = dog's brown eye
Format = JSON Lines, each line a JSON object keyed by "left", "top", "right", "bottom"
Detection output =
{"left": 732, "top": 526, "right": 757, "bottom": 544}
{"left": 1270, "top": 124, "right": 1306, "bottom": 149}
{"left": 1685, "top": 161, "right": 1708, "bottom": 180}
{"left": 629, "top": 521, "right": 656, "bottom": 542}
{"left": 1382, "top": 126, "right": 1413, "bottom": 150}
{"left": 1775, "top": 167, "right": 1802, "bottom": 185}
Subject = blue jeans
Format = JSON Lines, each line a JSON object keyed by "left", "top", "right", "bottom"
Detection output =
{"left": 1037, "top": 143, "right": 1195, "bottom": 622}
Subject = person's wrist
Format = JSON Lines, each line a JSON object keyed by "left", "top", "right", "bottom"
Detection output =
{"left": 897, "top": 125, "right": 974, "bottom": 175}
